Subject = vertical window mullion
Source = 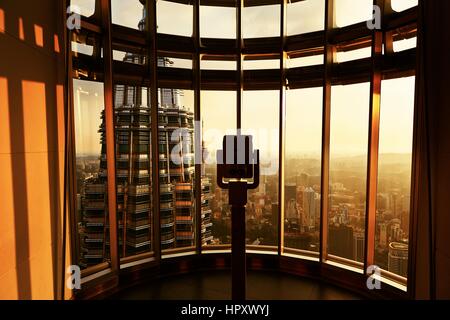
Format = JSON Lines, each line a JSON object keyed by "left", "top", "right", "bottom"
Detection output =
{"left": 65, "top": 0, "right": 80, "bottom": 293}
{"left": 319, "top": 0, "right": 335, "bottom": 263}
{"left": 278, "top": 0, "right": 287, "bottom": 255}
{"left": 147, "top": 0, "right": 161, "bottom": 262}
{"left": 237, "top": 0, "right": 243, "bottom": 131}
{"left": 364, "top": 0, "right": 384, "bottom": 272}
{"left": 100, "top": 0, "right": 119, "bottom": 273}
{"left": 194, "top": 0, "right": 202, "bottom": 254}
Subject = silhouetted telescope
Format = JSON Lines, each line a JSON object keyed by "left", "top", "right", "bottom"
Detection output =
{"left": 217, "top": 135, "right": 260, "bottom": 300}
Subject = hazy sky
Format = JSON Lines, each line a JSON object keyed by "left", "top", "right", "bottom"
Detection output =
{"left": 73, "top": 79, "right": 104, "bottom": 156}
{"left": 72, "top": 0, "right": 416, "bottom": 162}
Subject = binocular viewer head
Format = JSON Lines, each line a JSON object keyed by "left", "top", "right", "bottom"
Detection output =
{"left": 216, "top": 135, "right": 260, "bottom": 189}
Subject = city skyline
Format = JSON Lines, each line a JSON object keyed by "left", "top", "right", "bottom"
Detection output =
{"left": 74, "top": 78, "right": 415, "bottom": 158}
{"left": 72, "top": 1, "right": 415, "bottom": 162}
{"left": 72, "top": 0, "right": 415, "bottom": 276}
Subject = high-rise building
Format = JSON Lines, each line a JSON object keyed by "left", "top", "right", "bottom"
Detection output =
{"left": 379, "top": 222, "right": 388, "bottom": 247}
{"left": 285, "top": 183, "right": 298, "bottom": 221}
{"left": 377, "top": 193, "right": 389, "bottom": 211}
{"left": 388, "top": 242, "right": 409, "bottom": 277}
{"left": 353, "top": 232, "right": 365, "bottom": 263}
{"left": 329, "top": 224, "right": 354, "bottom": 260}
{"left": 78, "top": 8, "right": 212, "bottom": 268}
{"left": 286, "top": 199, "right": 299, "bottom": 221}
{"left": 401, "top": 194, "right": 411, "bottom": 236}
{"left": 303, "top": 187, "right": 316, "bottom": 230}
{"left": 285, "top": 183, "right": 297, "bottom": 203}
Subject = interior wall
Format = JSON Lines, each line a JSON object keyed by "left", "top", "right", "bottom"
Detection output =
{"left": 414, "top": 0, "right": 450, "bottom": 300}
{"left": 424, "top": 0, "right": 450, "bottom": 299}
{"left": 0, "top": 0, "right": 66, "bottom": 299}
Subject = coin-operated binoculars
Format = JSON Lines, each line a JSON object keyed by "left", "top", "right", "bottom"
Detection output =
{"left": 217, "top": 135, "right": 260, "bottom": 300}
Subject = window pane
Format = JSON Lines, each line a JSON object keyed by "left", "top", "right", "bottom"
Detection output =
{"left": 287, "top": 0, "right": 325, "bottom": 36}
{"left": 70, "top": 0, "right": 95, "bottom": 17}
{"left": 391, "top": 0, "right": 418, "bottom": 12}
{"left": 201, "top": 59, "right": 237, "bottom": 70}
{"left": 74, "top": 79, "right": 110, "bottom": 269}
{"left": 242, "top": 91, "right": 279, "bottom": 247}
{"left": 335, "top": 0, "right": 373, "bottom": 27}
{"left": 328, "top": 82, "right": 370, "bottom": 265}
{"left": 111, "top": 38, "right": 154, "bottom": 260}
{"left": 72, "top": 42, "right": 93, "bottom": 56}
{"left": 287, "top": 55, "right": 324, "bottom": 68}
{"left": 113, "top": 50, "right": 146, "bottom": 65}
{"left": 157, "top": 1, "right": 193, "bottom": 37}
{"left": 393, "top": 37, "right": 417, "bottom": 52}
{"left": 375, "top": 76, "right": 415, "bottom": 278}
{"left": 158, "top": 57, "right": 193, "bottom": 69}
{"left": 200, "top": 4, "right": 236, "bottom": 39}
{"left": 284, "top": 88, "right": 323, "bottom": 253}
{"left": 337, "top": 47, "right": 372, "bottom": 63}
{"left": 113, "top": 44, "right": 154, "bottom": 259}
{"left": 158, "top": 73, "right": 199, "bottom": 252}
{"left": 243, "top": 59, "right": 279, "bottom": 70}
{"left": 201, "top": 91, "right": 237, "bottom": 246}
{"left": 111, "top": 0, "right": 144, "bottom": 30}
{"left": 243, "top": 5, "right": 280, "bottom": 39}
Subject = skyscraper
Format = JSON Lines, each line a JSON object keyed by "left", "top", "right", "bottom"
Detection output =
{"left": 388, "top": 242, "right": 408, "bottom": 277}
{"left": 78, "top": 7, "right": 212, "bottom": 268}
{"left": 303, "top": 187, "right": 316, "bottom": 231}
{"left": 379, "top": 222, "right": 388, "bottom": 247}
{"left": 285, "top": 183, "right": 297, "bottom": 203}
{"left": 353, "top": 232, "right": 365, "bottom": 263}
{"left": 285, "top": 183, "right": 298, "bottom": 221}
{"left": 329, "top": 224, "right": 354, "bottom": 260}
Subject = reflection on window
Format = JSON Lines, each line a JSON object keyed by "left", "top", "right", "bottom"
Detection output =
{"left": 242, "top": 91, "right": 279, "bottom": 247}
{"left": 112, "top": 0, "right": 153, "bottom": 258}
{"left": 72, "top": 42, "right": 93, "bottom": 56}
{"left": 201, "top": 59, "right": 237, "bottom": 70}
{"left": 113, "top": 50, "right": 127, "bottom": 62}
{"left": 157, "top": 0, "right": 193, "bottom": 37}
{"left": 243, "top": 5, "right": 280, "bottom": 39}
{"left": 158, "top": 57, "right": 193, "bottom": 69}
{"left": 335, "top": 0, "right": 373, "bottom": 27}
{"left": 393, "top": 37, "right": 417, "bottom": 52}
{"left": 201, "top": 91, "right": 237, "bottom": 246}
{"left": 73, "top": 79, "right": 110, "bottom": 270}
{"left": 375, "top": 76, "right": 415, "bottom": 278}
{"left": 337, "top": 47, "right": 372, "bottom": 63}
{"left": 200, "top": 4, "right": 236, "bottom": 39}
{"left": 159, "top": 87, "right": 195, "bottom": 250}
{"left": 391, "top": 0, "right": 418, "bottom": 12}
{"left": 113, "top": 57, "right": 153, "bottom": 259}
{"left": 328, "top": 82, "right": 370, "bottom": 265}
{"left": 70, "top": 0, "right": 95, "bottom": 17}
{"left": 287, "top": 55, "right": 324, "bottom": 68}
{"left": 111, "top": 8, "right": 151, "bottom": 260}
{"left": 113, "top": 50, "right": 145, "bottom": 65}
{"left": 284, "top": 88, "right": 323, "bottom": 253}
{"left": 287, "top": 0, "right": 324, "bottom": 36}
{"left": 111, "top": 0, "right": 144, "bottom": 30}
{"left": 243, "top": 59, "right": 279, "bottom": 70}
{"left": 158, "top": 83, "right": 202, "bottom": 251}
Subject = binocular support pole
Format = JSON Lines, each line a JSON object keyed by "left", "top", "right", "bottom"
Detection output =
{"left": 217, "top": 135, "right": 260, "bottom": 300}
{"left": 230, "top": 182, "right": 248, "bottom": 301}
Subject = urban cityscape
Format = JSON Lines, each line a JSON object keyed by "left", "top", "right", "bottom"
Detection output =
{"left": 204, "top": 151, "right": 410, "bottom": 277}
{"left": 74, "top": 5, "right": 410, "bottom": 278}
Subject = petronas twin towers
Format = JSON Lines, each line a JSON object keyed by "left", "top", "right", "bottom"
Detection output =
{"left": 78, "top": 9, "right": 212, "bottom": 268}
